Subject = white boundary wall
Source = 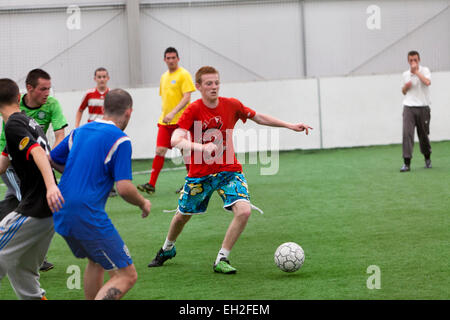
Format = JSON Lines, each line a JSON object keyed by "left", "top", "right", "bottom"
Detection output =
{"left": 50, "top": 71, "right": 450, "bottom": 159}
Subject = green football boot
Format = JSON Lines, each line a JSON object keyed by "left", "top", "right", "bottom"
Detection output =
{"left": 213, "top": 258, "right": 237, "bottom": 274}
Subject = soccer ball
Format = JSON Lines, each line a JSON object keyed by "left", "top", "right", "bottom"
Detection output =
{"left": 274, "top": 242, "right": 305, "bottom": 272}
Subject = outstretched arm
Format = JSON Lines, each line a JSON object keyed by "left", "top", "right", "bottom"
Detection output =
{"left": 251, "top": 113, "right": 313, "bottom": 134}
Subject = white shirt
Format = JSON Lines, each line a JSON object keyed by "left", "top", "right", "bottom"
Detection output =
{"left": 402, "top": 65, "right": 431, "bottom": 107}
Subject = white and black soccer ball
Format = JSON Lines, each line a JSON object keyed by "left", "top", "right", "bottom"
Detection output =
{"left": 274, "top": 242, "right": 305, "bottom": 272}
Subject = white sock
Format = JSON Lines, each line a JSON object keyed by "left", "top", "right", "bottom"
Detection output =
{"left": 162, "top": 238, "right": 175, "bottom": 251}
{"left": 215, "top": 248, "right": 230, "bottom": 265}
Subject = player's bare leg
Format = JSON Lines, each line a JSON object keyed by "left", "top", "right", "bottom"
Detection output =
{"left": 167, "top": 212, "right": 192, "bottom": 241}
{"left": 148, "top": 213, "right": 191, "bottom": 267}
{"left": 84, "top": 259, "right": 105, "bottom": 299}
{"left": 214, "top": 201, "right": 252, "bottom": 274}
{"left": 94, "top": 264, "right": 137, "bottom": 300}
{"left": 222, "top": 201, "right": 252, "bottom": 251}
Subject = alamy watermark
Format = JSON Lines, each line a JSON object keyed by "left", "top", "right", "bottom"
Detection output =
{"left": 67, "top": 4, "right": 381, "bottom": 31}
{"left": 366, "top": 265, "right": 381, "bottom": 289}
{"left": 168, "top": 122, "right": 283, "bottom": 175}
{"left": 66, "top": 5, "right": 81, "bottom": 30}
{"left": 366, "top": 5, "right": 381, "bottom": 30}
{"left": 66, "top": 265, "right": 81, "bottom": 290}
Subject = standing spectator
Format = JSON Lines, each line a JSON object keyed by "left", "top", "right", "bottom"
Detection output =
{"left": 400, "top": 50, "right": 432, "bottom": 172}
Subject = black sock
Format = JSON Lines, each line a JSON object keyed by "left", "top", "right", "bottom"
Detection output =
{"left": 404, "top": 158, "right": 411, "bottom": 166}
{"left": 424, "top": 154, "right": 431, "bottom": 161}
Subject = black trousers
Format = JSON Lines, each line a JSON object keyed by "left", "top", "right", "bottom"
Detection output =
{"left": 402, "top": 106, "right": 431, "bottom": 160}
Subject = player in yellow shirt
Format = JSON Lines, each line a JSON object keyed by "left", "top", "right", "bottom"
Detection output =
{"left": 138, "top": 47, "right": 195, "bottom": 194}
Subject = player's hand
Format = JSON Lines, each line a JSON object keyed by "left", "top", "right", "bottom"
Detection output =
{"left": 290, "top": 123, "right": 313, "bottom": 135}
{"left": 47, "top": 184, "right": 65, "bottom": 213}
{"left": 202, "top": 142, "right": 218, "bottom": 159}
{"left": 404, "top": 81, "right": 412, "bottom": 90}
{"left": 140, "top": 199, "right": 151, "bottom": 218}
{"left": 163, "top": 112, "right": 175, "bottom": 124}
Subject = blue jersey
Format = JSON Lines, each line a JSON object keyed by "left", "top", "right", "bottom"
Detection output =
{"left": 50, "top": 120, "right": 132, "bottom": 240}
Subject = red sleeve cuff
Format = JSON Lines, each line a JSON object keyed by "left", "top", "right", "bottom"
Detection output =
{"left": 26, "top": 143, "right": 40, "bottom": 160}
{"left": 1, "top": 151, "right": 8, "bottom": 157}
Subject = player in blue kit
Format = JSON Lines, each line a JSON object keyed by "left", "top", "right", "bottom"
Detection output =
{"left": 50, "top": 89, "right": 151, "bottom": 300}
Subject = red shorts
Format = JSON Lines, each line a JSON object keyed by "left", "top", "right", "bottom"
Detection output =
{"left": 156, "top": 123, "right": 178, "bottom": 149}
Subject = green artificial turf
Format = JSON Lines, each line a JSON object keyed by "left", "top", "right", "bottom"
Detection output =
{"left": 0, "top": 141, "right": 449, "bottom": 300}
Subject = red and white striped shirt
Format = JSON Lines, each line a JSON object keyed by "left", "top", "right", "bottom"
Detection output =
{"left": 78, "top": 88, "right": 109, "bottom": 122}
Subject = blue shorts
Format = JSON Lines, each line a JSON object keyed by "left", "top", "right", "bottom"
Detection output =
{"left": 63, "top": 230, "right": 132, "bottom": 271}
{"left": 178, "top": 171, "right": 250, "bottom": 215}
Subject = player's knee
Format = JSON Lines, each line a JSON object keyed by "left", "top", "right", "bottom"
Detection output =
{"left": 175, "top": 212, "right": 191, "bottom": 224}
{"left": 130, "top": 272, "right": 138, "bottom": 287}
{"left": 232, "top": 201, "right": 252, "bottom": 220}
{"left": 236, "top": 207, "right": 252, "bottom": 220}
{"left": 155, "top": 147, "right": 167, "bottom": 157}
{"left": 125, "top": 267, "right": 138, "bottom": 287}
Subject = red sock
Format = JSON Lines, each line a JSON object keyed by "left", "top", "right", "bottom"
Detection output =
{"left": 149, "top": 155, "right": 165, "bottom": 186}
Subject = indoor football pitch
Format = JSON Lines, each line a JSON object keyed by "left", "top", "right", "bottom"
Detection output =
{"left": 0, "top": 141, "right": 448, "bottom": 300}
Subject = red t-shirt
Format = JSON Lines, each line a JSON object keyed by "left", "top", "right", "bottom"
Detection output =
{"left": 78, "top": 88, "right": 109, "bottom": 122}
{"left": 177, "top": 97, "right": 256, "bottom": 177}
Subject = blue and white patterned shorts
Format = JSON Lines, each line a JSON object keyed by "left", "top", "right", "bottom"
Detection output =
{"left": 177, "top": 171, "right": 250, "bottom": 215}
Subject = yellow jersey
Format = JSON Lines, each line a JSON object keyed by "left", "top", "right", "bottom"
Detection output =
{"left": 158, "top": 66, "right": 195, "bottom": 125}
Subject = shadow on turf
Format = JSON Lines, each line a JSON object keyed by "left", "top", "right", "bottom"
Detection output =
{"left": 267, "top": 270, "right": 312, "bottom": 280}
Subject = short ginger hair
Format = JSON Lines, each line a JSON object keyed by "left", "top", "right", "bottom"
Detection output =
{"left": 195, "top": 66, "right": 219, "bottom": 85}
